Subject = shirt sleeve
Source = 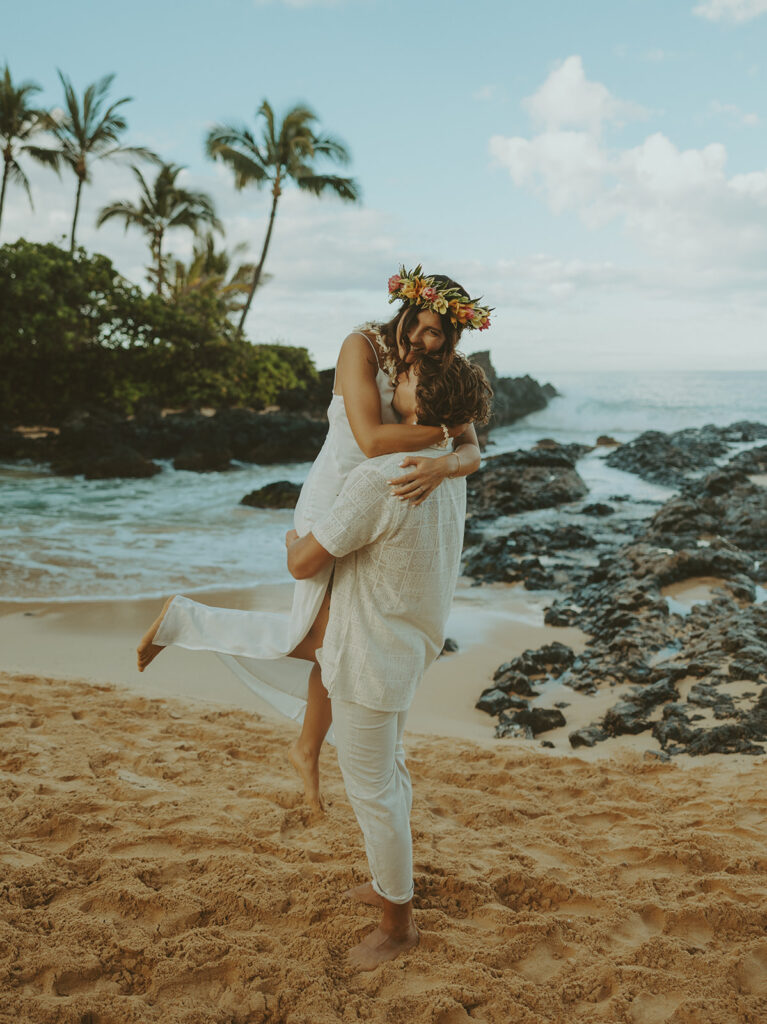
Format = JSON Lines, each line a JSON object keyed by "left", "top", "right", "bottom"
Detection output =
{"left": 312, "top": 464, "right": 397, "bottom": 559}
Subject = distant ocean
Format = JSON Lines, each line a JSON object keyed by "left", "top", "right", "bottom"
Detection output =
{"left": 2, "top": 370, "right": 766, "bottom": 602}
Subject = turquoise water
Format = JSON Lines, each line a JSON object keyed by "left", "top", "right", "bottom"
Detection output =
{"left": 2, "top": 371, "right": 765, "bottom": 601}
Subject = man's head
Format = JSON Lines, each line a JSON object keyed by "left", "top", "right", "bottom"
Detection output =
{"left": 393, "top": 355, "right": 493, "bottom": 428}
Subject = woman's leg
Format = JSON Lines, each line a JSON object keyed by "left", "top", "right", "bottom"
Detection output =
{"left": 287, "top": 585, "right": 332, "bottom": 810}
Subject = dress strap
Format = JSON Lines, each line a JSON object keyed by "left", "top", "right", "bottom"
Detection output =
{"left": 333, "top": 327, "right": 382, "bottom": 394}
{"left": 348, "top": 329, "right": 382, "bottom": 370}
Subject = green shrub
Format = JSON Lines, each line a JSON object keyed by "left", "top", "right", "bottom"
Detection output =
{"left": 0, "top": 240, "right": 317, "bottom": 423}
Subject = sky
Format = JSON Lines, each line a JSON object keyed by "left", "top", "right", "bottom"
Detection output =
{"left": 3, "top": 0, "right": 767, "bottom": 375}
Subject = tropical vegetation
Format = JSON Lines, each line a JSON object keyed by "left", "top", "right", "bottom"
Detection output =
{"left": 206, "top": 100, "right": 360, "bottom": 337}
{"left": 0, "top": 240, "right": 317, "bottom": 424}
{"left": 0, "top": 63, "right": 360, "bottom": 426}
{"left": 97, "top": 163, "right": 222, "bottom": 295}
{"left": 0, "top": 66, "right": 57, "bottom": 231}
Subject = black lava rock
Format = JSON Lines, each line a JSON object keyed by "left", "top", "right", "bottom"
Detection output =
{"left": 241, "top": 481, "right": 302, "bottom": 509}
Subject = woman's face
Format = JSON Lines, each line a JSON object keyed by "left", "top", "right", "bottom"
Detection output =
{"left": 392, "top": 369, "right": 418, "bottom": 424}
{"left": 396, "top": 310, "right": 446, "bottom": 364}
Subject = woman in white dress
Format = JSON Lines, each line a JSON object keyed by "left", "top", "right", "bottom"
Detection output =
{"left": 136, "top": 266, "right": 492, "bottom": 808}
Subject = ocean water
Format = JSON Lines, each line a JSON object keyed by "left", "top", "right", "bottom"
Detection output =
{"left": 2, "top": 371, "right": 765, "bottom": 602}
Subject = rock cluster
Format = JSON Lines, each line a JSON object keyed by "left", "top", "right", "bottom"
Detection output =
{"left": 604, "top": 421, "right": 767, "bottom": 487}
{"left": 1, "top": 351, "right": 557, "bottom": 479}
{"left": 0, "top": 408, "right": 327, "bottom": 479}
{"left": 467, "top": 351, "right": 558, "bottom": 432}
{"left": 469, "top": 424, "right": 767, "bottom": 756}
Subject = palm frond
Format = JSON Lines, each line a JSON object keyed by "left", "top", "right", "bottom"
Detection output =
{"left": 96, "top": 200, "right": 143, "bottom": 230}
{"left": 258, "top": 100, "right": 276, "bottom": 145}
{"left": 95, "top": 143, "right": 158, "bottom": 165}
{"left": 207, "top": 123, "right": 268, "bottom": 167}
{"left": 312, "top": 133, "right": 351, "bottom": 165}
{"left": 8, "top": 160, "right": 33, "bottom": 207}
{"left": 209, "top": 142, "right": 270, "bottom": 189}
{"left": 295, "top": 172, "right": 360, "bottom": 202}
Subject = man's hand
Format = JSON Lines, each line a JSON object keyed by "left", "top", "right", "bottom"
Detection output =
{"left": 285, "top": 528, "right": 299, "bottom": 548}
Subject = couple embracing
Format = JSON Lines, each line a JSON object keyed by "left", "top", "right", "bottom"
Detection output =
{"left": 137, "top": 266, "right": 493, "bottom": 970}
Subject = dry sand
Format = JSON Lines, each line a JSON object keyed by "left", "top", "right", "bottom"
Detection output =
{"left": 2, "top": 581, "right": 767, "bottom": 1022}
{"left": 1, "top": 670, "right": 767, "bottom": 1023}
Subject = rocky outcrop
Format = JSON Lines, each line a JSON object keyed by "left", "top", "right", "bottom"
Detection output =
{"left": 3, "top": 349, "right": 557, "bottom": 477}
{"left": 10, "top": 408, "right": 328, "bottom": 479}
{"left": 468, "top": 351, "right": 557, "bottom": 429}
{"left": 241, "top": 481, "right": 302, "bottom": 509}
{"left": 469, "top": 424, "right": 767, "bottom": 756}
{"left": 467, "top": 447, "right": 588, "bottom": 518}
{"left": 605, "top": 422, "right": 767, "bottom": 488}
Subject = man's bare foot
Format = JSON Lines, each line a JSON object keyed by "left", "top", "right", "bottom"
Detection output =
{"left": 347, "top": 922, "right": 419, "bottom": 972}
{"left": 288, "top": 740, "right": 325, "bottom": 812}
{"left": 343, "top": 882, "right": 385, "bottom": 909}
{"left": 136, "top": 596, "right": 174, "bottom": 672}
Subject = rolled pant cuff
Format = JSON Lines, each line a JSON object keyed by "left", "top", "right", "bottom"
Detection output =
{"left": 372, "top": 877, "right": 414, "bottom": 905}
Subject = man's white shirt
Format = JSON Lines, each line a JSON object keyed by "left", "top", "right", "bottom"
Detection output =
{"left": 313, "top": 448, "right": 466, "bottom": 712}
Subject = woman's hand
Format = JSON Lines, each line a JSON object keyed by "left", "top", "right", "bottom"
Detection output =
{"left": 388, "top": 455, "right": 453, "bottom": 507}
{"left": 285, "top": 528, "right": 299, "bottom": 548}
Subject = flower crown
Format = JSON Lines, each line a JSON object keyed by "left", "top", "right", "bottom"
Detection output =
{"left": 387, "top": 264, "right": 492, "bottom": 332}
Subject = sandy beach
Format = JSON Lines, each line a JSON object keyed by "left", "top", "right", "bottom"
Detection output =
{"left": 2, "top": 584, "right": 767, "bottom": 1022}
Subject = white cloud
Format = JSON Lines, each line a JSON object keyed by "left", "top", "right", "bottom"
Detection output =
{"left": 490, "top": 58, "right": 767, "bottom": 269}
{"left": 644, "top": 48, "right": 675, "bottom": 62}
{"left": 522, "top": 55, "right": 647, "bottom": 136}
{"left": 710, "top": 99, "right": 760, "bottom": 125}
{"left": 693, "top": 0, "right": 767, "bottom": 21}
{"left": 473, "top": 85, "right": 497, "bottom": 102}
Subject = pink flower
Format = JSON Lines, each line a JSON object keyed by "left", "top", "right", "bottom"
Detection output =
{"left": 388, "top": 275, "right": 402, "bottom": 293}
{"left": 479, "top": 317, "right": 490, "bottom": 331}
{"left": 421, "top": 285, "right": 438, "bottom": 304}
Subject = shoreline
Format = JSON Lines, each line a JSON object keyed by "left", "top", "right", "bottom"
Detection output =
{"left": 3, "top": 579, "right": 764, "bottom": 769}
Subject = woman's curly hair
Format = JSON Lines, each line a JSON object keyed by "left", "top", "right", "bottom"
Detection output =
{"left": 415, "top": 353, "right": 493, "bottom": 428}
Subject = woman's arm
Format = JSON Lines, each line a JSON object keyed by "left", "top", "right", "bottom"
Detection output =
{"left": 337, "top": 334, "right": 459, "bottom": 458}
{"left": 388, "top": 424, "right": 482, "bottom": 506}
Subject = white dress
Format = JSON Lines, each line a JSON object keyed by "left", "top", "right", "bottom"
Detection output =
{"left": 153, "top": 326, "right": 398, "bottom": 724}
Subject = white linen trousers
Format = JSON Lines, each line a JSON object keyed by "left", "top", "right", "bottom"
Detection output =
{"left": 331, "top": 698, "right": 414, "bottom": 905}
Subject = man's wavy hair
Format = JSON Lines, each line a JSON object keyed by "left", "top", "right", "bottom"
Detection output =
{"left": 415, "top": 354, "right": 493, "bottom": 429}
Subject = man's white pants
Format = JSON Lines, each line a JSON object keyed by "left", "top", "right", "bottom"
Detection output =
{"left": 331, "top": 698, "right": 414, "bottom": 905}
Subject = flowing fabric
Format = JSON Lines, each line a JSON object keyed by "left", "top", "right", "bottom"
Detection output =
{"left": 153, "top": 328, "right": 397, "bottom": 725}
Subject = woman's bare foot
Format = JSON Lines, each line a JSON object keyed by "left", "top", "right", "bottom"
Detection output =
{"left": 288, "top": 740, "right": 325, "bottom": 812}
{"left": 136, "top": 596, "right": 175, "bottom": 672}
{"left": 347, "top": 922, "right": 419, "bottom": 972}
{"left": 343, "top": 881, "right": 386, "bottom": 909}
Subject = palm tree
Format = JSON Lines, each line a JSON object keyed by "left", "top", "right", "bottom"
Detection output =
{"left": 206, "top": 100, "right": 360, "bottom": 338}
{"left": 168, "top": 231, "right": 264, "bottom": 313}
{"left": 43, "top": 70, "right": 157, "bottom": 251}
{"left": 97, "top": 163, "right": 222, "bottom": 295}
{"left": 0, "top": 65, "right": 58, "bottom": 236}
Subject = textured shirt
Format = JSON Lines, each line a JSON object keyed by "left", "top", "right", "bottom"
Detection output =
{"left": 312, "top": 449, "right": 466, "bottom": 712}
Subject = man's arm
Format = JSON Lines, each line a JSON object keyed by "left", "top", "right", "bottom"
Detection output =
{"left": 285, "top": 528, "right": 334, "bottom": 580}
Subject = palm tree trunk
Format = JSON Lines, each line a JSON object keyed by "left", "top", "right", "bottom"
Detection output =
{"left": 237, "top": 181, "right": 280, "bottom": 340}
{"left": 0, "top": 157, "right": 9, "bottom": 236}
{"left": 156, "top": 229, "right": 165, "bottom": 296}
{"left": 70, "top": 175, "right": 84, "bottom": 252}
